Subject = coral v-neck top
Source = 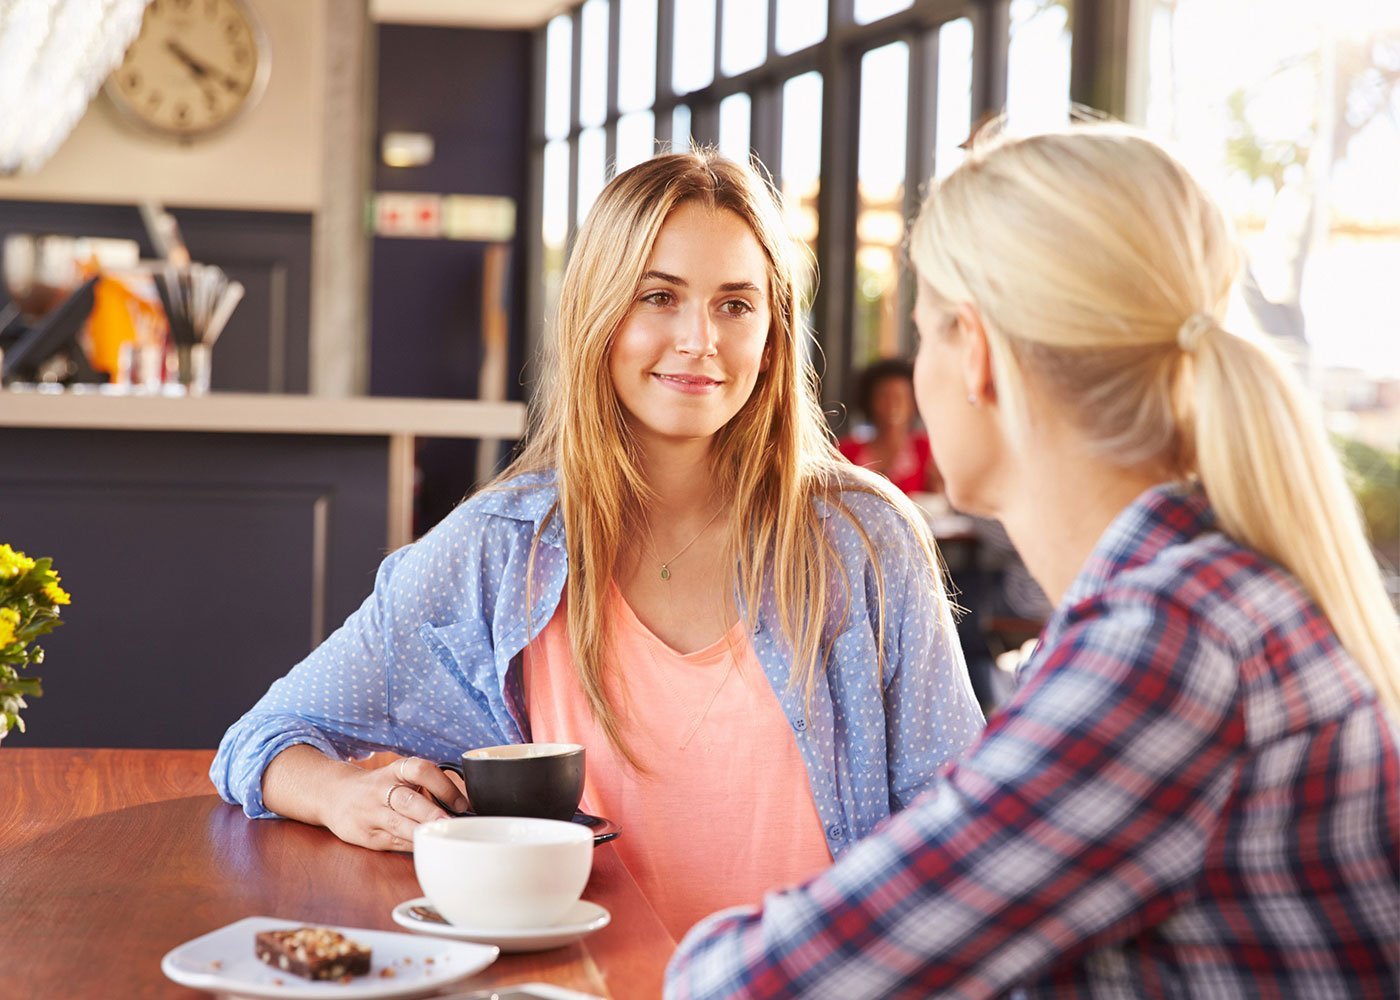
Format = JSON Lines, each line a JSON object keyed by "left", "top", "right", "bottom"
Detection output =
{"left": 522, "top": 587, "right": 834, "bottom": 940}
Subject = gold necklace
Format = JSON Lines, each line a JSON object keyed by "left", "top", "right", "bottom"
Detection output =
{"left": 644, "top": 507, "right": 723, "bottom": 581}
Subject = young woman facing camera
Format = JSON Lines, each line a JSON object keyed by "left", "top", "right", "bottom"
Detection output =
{"left": 666, "top": 125, "right": 1399, "bottom": 997}
{"left": 212, "top": 151, "right": 982, "bottom": 938}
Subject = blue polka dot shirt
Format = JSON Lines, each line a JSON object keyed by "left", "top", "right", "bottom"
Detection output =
{"left": 210, "top": 472, "right": 985, "bottom": 856}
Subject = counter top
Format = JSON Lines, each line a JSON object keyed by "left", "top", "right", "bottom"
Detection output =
{"left": 0, "top": 389, "right": 526, "bottom": 438}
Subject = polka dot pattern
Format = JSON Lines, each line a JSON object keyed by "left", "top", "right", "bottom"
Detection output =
{"left": 210, "top": 472, "right": 986, "bottom": 848}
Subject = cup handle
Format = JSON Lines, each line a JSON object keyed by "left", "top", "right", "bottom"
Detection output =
{"left": 434, "top": 761, "right": 472, "bottom": 816}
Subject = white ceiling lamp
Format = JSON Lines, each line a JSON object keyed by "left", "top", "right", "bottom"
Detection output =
{"left": 0, "top": 0, "right": 151, "bottom": 176}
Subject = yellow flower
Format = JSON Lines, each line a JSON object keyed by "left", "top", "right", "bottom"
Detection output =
{"left": 0, "top": 607, "right": 19, "bottom": 647}
{"left": 42, "top": 582, "right": 71, "bottom": 606}
{"left": 0, "top": 544, "right": 35, "bottom": 582}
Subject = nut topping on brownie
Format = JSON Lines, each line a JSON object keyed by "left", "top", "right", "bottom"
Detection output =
{"left": 254, "top": 926, "right": 372, "bottom": 981}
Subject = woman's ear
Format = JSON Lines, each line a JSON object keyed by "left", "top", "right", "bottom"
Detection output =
{"left": 954, "top": 303, "right": 995, "bottom": 405}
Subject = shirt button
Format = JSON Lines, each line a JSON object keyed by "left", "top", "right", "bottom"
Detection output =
{"left": 792, "top": 717, "right": 807, "bottom": 732}
{"left": 752, "top": 620, "right": 763, "bottom": 635}
{"left": 827, "top": 823, "right": 845, "bottom": 842}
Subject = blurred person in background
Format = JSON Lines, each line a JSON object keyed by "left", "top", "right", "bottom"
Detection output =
{"left": 838, "top": 358, "right": 942, "bottom": 495}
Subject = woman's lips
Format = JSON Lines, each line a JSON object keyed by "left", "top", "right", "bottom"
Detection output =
{"left": 651, "top": 373, "right": 722, "bottom": 394}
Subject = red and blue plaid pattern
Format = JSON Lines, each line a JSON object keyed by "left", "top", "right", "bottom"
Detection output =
{"left": 666, "top": 484, "right": 1400, "bottom": 999}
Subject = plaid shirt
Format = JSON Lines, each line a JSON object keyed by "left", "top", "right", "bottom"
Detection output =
{"left": 666, "top": 484, "right": 1400, "bottom": 999}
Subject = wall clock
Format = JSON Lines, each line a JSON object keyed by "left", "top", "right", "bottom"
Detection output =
{"left": 105, "top": 0, "right": 271, "bottom": 140}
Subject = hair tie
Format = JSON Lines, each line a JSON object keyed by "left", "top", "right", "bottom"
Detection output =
{"left": 1178, "top": 313, "right": 1215, "bottom": 353}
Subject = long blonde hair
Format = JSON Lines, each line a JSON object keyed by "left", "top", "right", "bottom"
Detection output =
{"left": 499, "top": 150, "right": 949, "bottom": 765}
{"left": 909, "top": 122, "right": 1400, "bottom": 718}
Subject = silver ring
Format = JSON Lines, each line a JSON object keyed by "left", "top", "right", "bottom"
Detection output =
{"left": 385, "top": 781, "right": 412, "bottom": 810}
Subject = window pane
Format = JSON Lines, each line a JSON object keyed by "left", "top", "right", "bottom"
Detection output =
{"left": 577, "top": 127, "right": 607, "bottom": 224}
{"left": 672, "top": 104, "right": 693, "bottom": 151}
{"left": 782, "top": 72, "right": 822, "bottom": 320}
{"left": 935, "top": 17, "right": 973, "bottom": 179}
{"left": 1142, "top": 0, "right": 1400, "bottom": 422}
{"left": 618, "top": 0, "right": 657, "bottom": 113}
{"left": 855, "top": 41, "right": 910, "bottom": 366}
{"left": 616, "top": 110, "right": 656, "bottom": 172}
{"left": 544, "top": 14, "right": 573, "bottom": 140}
{"left": 1007, "top": 0, "right": 1071, "bottom": 131}
{"left": 719, "top": 92, "right": 752, "bottom": 161}
{"left": 775, "top": 0, "right": 826, "bottom": 55}
{"left": 579, "top": 0, "right": 610, "bottom": 128}
{"left": 721, "top": 0, "right": 767, "bottom": 76}
{"left": 854, "top": 0, "right": 912, "bottom": 26}
{"left": 542, "top": 140, "right": 571, "bottom": 325}
{"left": 673, "top": 0, "right": 717, "bottom": 94}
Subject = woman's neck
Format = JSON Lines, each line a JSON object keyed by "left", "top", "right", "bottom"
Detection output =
{"left": 635, "top": 438, "right": 722, "bottom": 519}
{"left": 995, "top": 437, "right": 1165, "bottom": 608}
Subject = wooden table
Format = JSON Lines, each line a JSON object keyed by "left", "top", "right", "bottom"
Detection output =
{"left": 0, "top": 749, "right": 676, "bottom": 999}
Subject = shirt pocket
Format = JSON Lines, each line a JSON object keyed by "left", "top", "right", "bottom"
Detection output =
{"left": 417, "top": 620, "right": 497, "bottom": 718}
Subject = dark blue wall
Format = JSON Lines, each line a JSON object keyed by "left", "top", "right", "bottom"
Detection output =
{"left": 370, "top": 25, "right": 533, "bottom": 532}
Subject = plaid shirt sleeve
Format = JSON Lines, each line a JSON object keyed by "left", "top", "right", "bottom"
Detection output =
{"left": 665, "top": 594, "right": 1248, "bottom": 999}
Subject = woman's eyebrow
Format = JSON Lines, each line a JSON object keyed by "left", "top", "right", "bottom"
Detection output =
{"left": 639, "top": 271, "right": 764, "bottom": 296}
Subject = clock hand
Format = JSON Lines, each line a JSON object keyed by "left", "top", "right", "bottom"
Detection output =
{"left": 165, "top": 39, "right": 242, "bottom": 93}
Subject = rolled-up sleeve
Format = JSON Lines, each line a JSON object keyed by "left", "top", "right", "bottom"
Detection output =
{"left": 210, "top": 546, "right": 415, "bottom": 817}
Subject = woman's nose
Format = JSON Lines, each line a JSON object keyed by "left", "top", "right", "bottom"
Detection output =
{"left": 675, "top": 306, "right": 718, "bottom": 358}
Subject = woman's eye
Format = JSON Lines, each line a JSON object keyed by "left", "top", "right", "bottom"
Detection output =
{"left": 641, "top": 290, "right": 673, "bottom": 306}
{"left": 722, "top": 299, "right": 754, "bottom": 316}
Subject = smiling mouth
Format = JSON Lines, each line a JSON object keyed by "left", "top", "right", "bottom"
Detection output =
{"left": 651, "top": 373, "right": 722, "bottom": 388}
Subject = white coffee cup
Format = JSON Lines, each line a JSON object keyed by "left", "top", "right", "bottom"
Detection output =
{"left": 413, "top": 816, "right": 593, "bottom": 929}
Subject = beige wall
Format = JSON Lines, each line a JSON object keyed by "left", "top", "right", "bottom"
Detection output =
{"left": 0, "top": 0, "right": 327, "bottom": 212}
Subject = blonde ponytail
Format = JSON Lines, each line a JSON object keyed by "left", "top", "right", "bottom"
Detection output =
{"left": 909, "top": 122, "right": 1400, "bottom": 719}
{"left": 1186, "top": 321, "right": 1400, "bottom": 716}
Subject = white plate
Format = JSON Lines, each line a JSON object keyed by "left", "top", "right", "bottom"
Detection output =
{"left": 160, "top": 916, "right": 499, "bottom": 999}
{"left": 391, "top": 897, "right": 611, "bottom": 953}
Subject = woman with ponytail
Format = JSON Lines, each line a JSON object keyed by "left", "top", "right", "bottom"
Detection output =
{"left": 668, "top": 124, "right": 1399, "bottom": 998}
{"left": 212, "top": 149, "right": 982, "bottom": 939}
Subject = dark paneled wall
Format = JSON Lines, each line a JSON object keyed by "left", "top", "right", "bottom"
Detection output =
{"left": 371, "top": 25, "right": 533, "bottom": 530}
{"left": 0, "top": 201, "right": 312, "bottom": 393}
{"left": 2, "top": 428, "right": 389, "bottom": 748}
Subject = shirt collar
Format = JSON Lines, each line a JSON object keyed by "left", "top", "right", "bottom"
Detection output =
{"left": 1058, "top": 480, "right": 1215, "bottom": 612}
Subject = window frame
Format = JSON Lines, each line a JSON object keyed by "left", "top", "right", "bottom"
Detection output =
{"left": 524, "top": 0, "right": 1126, "bottom": 410}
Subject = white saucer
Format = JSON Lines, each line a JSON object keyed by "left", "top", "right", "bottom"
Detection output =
{"left": 391, "top": 897, "right": 611, "bottom": 953}
{"left": 161, "top": 916, "right": 499, "bottom": 998}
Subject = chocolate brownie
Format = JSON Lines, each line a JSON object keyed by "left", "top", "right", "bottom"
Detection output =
{"left": 254, "top": 926, "right": 372, "bottom": 981}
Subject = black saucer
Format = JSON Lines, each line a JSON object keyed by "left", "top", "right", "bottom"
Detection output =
{"left": 570, "top": 811, "right": 621, "bottom": 846}
{"left": 434, "top": 798, "right": 621, "bottom": 846}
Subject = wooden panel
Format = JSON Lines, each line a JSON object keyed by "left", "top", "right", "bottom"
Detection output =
{"left": 0, "top": 429, "right": 389, "bottom": 749}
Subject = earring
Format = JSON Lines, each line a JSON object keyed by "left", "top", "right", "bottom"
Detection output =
{"left": 966, "top": 394, "right": 977, "bottom": 405}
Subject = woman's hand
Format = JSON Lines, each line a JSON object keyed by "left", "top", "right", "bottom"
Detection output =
{"left": 262, "top": 746, "right": 469, "bottom": 852}
{"left": 323, "top": 756, "right": 470, "bottom": 852}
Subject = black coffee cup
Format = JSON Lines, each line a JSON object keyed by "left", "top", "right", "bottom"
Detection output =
{"left": 437, "top": 742, "right": 584, "bottom": 821}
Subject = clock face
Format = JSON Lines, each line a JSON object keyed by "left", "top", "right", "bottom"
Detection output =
{"left": 106, "top": 0, "right": 269, "bottom": 138}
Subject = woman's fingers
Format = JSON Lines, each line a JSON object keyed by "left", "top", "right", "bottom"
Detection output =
{"left": 385, "top": 780, "right": 451, "bottom": 826}
{"left": 396, "top": 756, "right": 469, "bottom": 813}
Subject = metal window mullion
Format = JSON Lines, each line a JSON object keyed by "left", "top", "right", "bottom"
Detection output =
{"left": 814, "top": 32, "right": 859, "bottom": 412}
{"left": 752, "top": 81, "right": 781, "bottom": 177}
{"left": 894, "top": 27, "right": 938, "bottom": 356}
{"left": 567, "top": 4, "right": 584, "bottom": 246}
{"left": 605, "top": 0, "right": 621, "bottom": 173}
{"left": 1070, "top": 0, "right": 1132, "bottom": 119}
{"left": 525, "top": 24, "right": 552, "bottom": 387}
{"left": 655, "top": 0, "right": 677, "bottom": 144}
{"left": 713, "top": 0, "right": 725, "bottom": 85}
{"left": 767, "top": 0, "right": 778, "bottom": 61}
{"left": 970, "top": 0, "right": 1009, "bottom": 119}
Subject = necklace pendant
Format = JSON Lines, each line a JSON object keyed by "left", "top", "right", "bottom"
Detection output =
{"left": 659, "top": 565, "right": 671, "bottom": 581}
